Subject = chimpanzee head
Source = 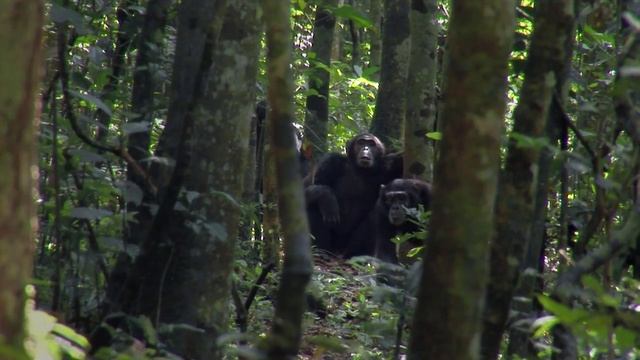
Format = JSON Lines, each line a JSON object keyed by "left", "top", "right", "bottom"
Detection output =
{"left": 379, "top": 179, "right": 432, "bottom": 226}
{"left": 346, "top": 133, "right": 386, "bottom": 169}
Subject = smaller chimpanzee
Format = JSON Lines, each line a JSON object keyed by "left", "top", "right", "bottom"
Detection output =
{"left": 347, "top": 178, "right": 432, "bottom": 263}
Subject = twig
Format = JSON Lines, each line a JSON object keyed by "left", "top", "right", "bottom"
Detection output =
{"left": 244, "top": 263, "right": 276, "bottom": 311}
{"left": 56, "top": 26, "right": 158, "bottom": 196}
{"left": 553, "top": 93, "right": 598, "bottom": 172}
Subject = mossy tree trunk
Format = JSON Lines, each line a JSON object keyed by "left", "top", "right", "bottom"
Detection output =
{"left": 403, "top": 0, "right": 438, "bottom": 181}
{"left": 407, "top": 0, "right": 514, "bottom": 358}
{"left": 263, "top": 0, "right": 314, "bottom": 358}
{"left": 124, "top": 0, "right": 172, "bottom": 246}
{"left": 110, "top": 0, "right": 228, "bottom": 319}
{"left": 154, "top": 2, "right": 260, "bottom": 358}
{"left": 303, "top": 0, "right": 338, "bottom": 163}
{"left": 0, "top": 0, "right": 44, "bottom": 354}
{"left": 481, "top": 1, "right": 576, "bottom": 358}
{"left": 368, "top": 0, "right": 382, "bottom": 71}
{"left": 370, "top": 0, "right": 410, "bottom": 147}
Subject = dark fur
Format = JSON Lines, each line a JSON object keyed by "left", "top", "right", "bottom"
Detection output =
{"left": 347, "top": 179, "right": 431, "bottom": 263}
{"left": 304, "top": 134, "right": 397, "bottom": 255}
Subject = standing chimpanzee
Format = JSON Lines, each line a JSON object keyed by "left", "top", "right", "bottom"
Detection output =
{"left": 305, "top": 133, "right": 399, "bottom": 255}
{"left": 347, "top": 178, "right": 432, "bottom": 263}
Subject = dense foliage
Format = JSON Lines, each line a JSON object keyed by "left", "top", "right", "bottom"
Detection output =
{"left": 3, "top": 0, "right": 640, "bottom": 359}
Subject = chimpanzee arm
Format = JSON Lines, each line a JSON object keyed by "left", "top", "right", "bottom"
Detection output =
{"left": 304, "top": 154, "right": 347, "bottom": 224}
{"left": 305, "top": 185, "right": 340, "bottom": 224}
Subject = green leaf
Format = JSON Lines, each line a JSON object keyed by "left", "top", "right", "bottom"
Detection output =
{"left": 426, "top": 131, "right": 442, "bottom": 140}
{"left": 49, "top": 4, "right": 91, "bottom": 35}
{"left": 615, "top": 326, "right": 637, "bottom": 350}
{"left": 406, "top": 246, "right": 423, "bottom": 258}
{"left": 122, "top": 121, "right": 150, "bottom": 135}
{"left": 70, "top": 207, "right": 113, "bottom": 220}
{"left": 69, "top": 90, "right": 113, "bottom": 116}
{"left": 510, "top": 132, "right": 550, "bottom": 150}
{"left": 581, "top": 275, "right": 604, "bottom": 295}
{"left": 67, "top": 148, "right": 106, "bottom": 164}
{"left": 583, "top": 25, "right": 615, "bottom": 46}
{"left": 532, "top": 315, "right": 559, "bottom": 338}
{"left": 332, "top": 5, "right": 373, "bottom": 29}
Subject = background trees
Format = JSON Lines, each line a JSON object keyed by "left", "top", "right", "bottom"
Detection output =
{"left": 3, "top": 0, "right": 639, "bottom": 358}
{"left": 0, "top": 1, "right": 44, "bottom": 356}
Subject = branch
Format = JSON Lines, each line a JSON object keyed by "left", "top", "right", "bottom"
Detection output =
{"left": 56, "top": 26, "right": 158, "bottom": 196}
{"left": 555, "top": 207, "right": 640, "bottom": 301}
{"left": 553, "top": 93, "right": 597, "bottom": 172}
{"left": 244, "top": 263, "right": 276, "bottom": 311}
{"left": 613, "top": 30, "right": 640, "bottom": 147}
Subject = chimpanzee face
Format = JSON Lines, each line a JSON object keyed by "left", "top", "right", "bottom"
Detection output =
{"left": 384, "top": 190, "right": 410, "bottom": 226}
{"left": 348, "top": 134, "right": 385, "bottom": 169}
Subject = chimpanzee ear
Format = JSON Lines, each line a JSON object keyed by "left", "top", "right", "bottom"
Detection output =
{"left": 419, "top": 183, "right": 432, "bottom": 209}
{"left": 345, "top": 137, "right": 355, "bottom": 155}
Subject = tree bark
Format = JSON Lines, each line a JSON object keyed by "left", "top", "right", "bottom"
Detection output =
{"left": 407, "top": 0, "right": 514, "bottom": 358}
{"left": 302, "top": 0, "right": 338, "bottom": 162}
{"left": 155, "top": 2, "right": 260, "bottom": 357}
{"left": 151, "top": 0, "right": 228, "bottom": 194}
{"left": 368, "top": 0, "right": 382, "bottom": 71}
{"left": 263, "top": 0, "right": 314, "bottom": 358}
{"left": 481, "top": 1, "right": 575, "bottom": 358}
{"left": 0, "top": 0, "right": 44, "bottom": 353}
{"left": 112, "top": 0, "right": 228, "bottom": 323}
{"left": 95, "top": 0, "right": 134, "bottom": 143}
{"left": 403, "top": 0, "right": 438, "bottom": 181}
{"left": 370, "top": 0, "right": 410, "bottom": 147}
{"left": 125, "top": 0, "right": 172, "bottom": 245}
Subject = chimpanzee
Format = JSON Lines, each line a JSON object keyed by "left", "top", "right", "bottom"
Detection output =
{"left": 305, "top": 133, "right": 399, "bottom": 255}
{"left": 346, "top": 178, "right": 432, "bottom": 263}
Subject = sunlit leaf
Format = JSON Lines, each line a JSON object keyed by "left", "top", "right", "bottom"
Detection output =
{"left": 49, "top": 4, "right": 90, "bottom": 34}
{"left": 116, "top": 181, "right": 143, "bottom": 206}
{"left": 332, "top": 5, "right": 373, "bottom": 29}
{"left": 426, "top": 131, "right": 442, "bottom": 140}
{"left": 69, "top": 90, "right": 113, "bottom": 117}
{"left": 532, "top": 315, "right": 559, "bottom": 338}
{"left": 122, "top": 121, "right": 150, "bottom": 135}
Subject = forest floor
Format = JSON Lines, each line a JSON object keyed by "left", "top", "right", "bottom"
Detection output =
{"left": 294, "top": 253, "right": 411, "bottom": 360}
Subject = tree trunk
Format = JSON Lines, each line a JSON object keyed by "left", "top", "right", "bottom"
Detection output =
{"left": 407, "top": 0, "right": 514, "bottom": 358}
{"left": 156, "top": 2, "right": 260, "bottom": 357}
{"left": 263, "top": 0, "right": 314, "bottom": 358}
{"left": 481, "top": 1, "right": 575, "bottom": 358}
{"left": 303, "top": 0, "right": 338, "bottom": 163}
{"left": 112, "top": 0, "right": 228, "bottom": 322}
{"left": 262, "top": 130, "right": 281, "bottom": 264}
{"left": 150, "top": 0, "right": 228, "bottom": 193}
{"left": 370, "top": 0, "right": 410, "bottom": 148}
{"left": 95, "top": 0, "right": 134, "bottom": 143}
{"left": 368, "top": 0, "right": 382, "bottom": 71}
{"left": 403, "top": 0, "right": 438, "bottom": 181}
{"left": 0, "top": 0, "right": 44, "bottom": 353}
{"left": 125, "top": 0, "right": 172, "bottom": 246}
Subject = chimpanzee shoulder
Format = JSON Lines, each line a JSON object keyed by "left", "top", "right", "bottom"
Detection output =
{"left": 311, "top": 153, "right": 349, "bottom": 185}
